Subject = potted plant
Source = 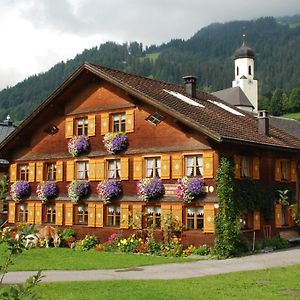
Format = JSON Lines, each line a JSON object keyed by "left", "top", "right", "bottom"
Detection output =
{"left": 137, "top": 177, "right": 165, "bottom": 202}
{"left": 68, "top": 135, "right": 90, "bottom": 157}
{"left": 36, "top": 182, "right": 58, "bottom": 203}
{"left": 10, "top": 181, "right": 30, "bottom": 202}
{"left": 103, "top": 132, "right": 128, "bottom": 154}
{"left": 97, "top": 180, "right": 122, "bottom": 203}
{"left": 176, "top": 177, "right": 205, "bottom": 203}
{"left": 68, "top": 180, "right": 90, "bottom": 203}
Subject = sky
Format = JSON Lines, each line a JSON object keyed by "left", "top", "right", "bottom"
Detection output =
{"left": 0, "top": 0, "right": 299, "bottom": 90}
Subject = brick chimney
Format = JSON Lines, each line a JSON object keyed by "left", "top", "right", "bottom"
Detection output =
{"left": 183, "top": 76, "right": 197, "bottom": 98}
{"left": 258, "top": 110, "right": 269, "bottom": 136}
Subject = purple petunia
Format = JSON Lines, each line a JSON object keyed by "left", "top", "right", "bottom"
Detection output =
{"left": 37, "top": 182, "right": 58, "bottom": 203}
{"left": 176, "top": 177, "right": 205, "bottom": 203}
{"left": 103, "top": 133, "right": 128, "bottom": 154}
{"left": 97, "top": 180, "right": 122, "bottom": 203}
{"left": 10, "top": 181, "right": 30, "bottom": 202}
{"left": 137, "top": 177, "right": 165, "bottom": 202}
{"left": 68, "top": 180, "right": 90, "bottom": 203}
{"left": 68, "top": 135, "right": 90, "bottom": 157}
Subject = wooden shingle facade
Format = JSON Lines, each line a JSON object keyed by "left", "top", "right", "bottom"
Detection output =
{"left": 1, "top": 63, "right": 300, "bottom": 245}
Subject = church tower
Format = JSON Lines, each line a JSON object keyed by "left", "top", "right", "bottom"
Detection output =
{"left": 232, "top": 35, "right": 258, "bottom": 112}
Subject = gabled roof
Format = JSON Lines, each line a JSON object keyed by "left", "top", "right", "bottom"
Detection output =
{"left": 212, "top": 86, "right": 254, "bottom": 108}
{"left": 0, "top": 63, "right": 300, "bottom": 157}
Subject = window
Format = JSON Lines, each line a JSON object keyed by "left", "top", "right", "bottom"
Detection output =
{"left": 146, "top": 112, "right": 165, "bottom": 126}
{"left": 18, "top": 164, "right": 29, "bottom": 181}
{"left": 76, "top": 118, "right": 88, "bottom": 136}
{"left": 145, "top": 206, "right": 161, "bottom": 228}
{"left": 107, "top": 205, "right": 120, "bottom": 227}
{"left": 248, "top": 65, "right": 252, "bottom": 76}
{"left": 76, "top": 161, "right": 89, "bottom": 180}
{"left": 107, "top": 159, "right": 121, "bottom": 179}
{"left": 76, "top": 205, "right": 88, "bottom": 225}
{"left": 145, "top": 157, "right": 161, "bottom": 178}
{"left": 18, "top": 204, "right": 28, "bottom": 222}
{"left": 236, "top": 66, "right": 239, "bottom": 76}
{"left": 46, "top": 163, "right": 56, "bottom": 181}
{"left": 186, "top": 207, "right": 204, "bottom": 230}
{"left": 185, "top": 155, "right": 203, "bottom": 177}
{"left": 46, "top": 205, "right": 56, "bottom": 223}
{"left": 240, "top": 213, "right": 252, "bottom": 230}
{"left": 281, "top": 161, "right": 289, "bottom": 181}
{"left": 112, "top": 113, "right": 126, "bottom": 132}
{"left": 241, "top": 157, "right": 250, "bottom": 178}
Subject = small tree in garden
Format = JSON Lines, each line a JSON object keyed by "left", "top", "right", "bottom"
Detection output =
{"left": 214, "top": 157, "right": 240, "bottom": 258}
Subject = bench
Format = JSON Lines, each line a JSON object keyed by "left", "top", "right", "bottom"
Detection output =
{"left": 279, "top": 230, "right": 300, "bottom": 243}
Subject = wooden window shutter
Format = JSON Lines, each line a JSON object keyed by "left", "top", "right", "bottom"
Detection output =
{"left": 28, "top": 202, "right": 35, "bottom": 224}
{"left": 161, "top": 155, "right": 170, "bottom": 179}
{"left": 252, "top": 157, "right": 260, "bottom": 180}
{"left": 88, "top": 114, "right": 96, "bottom": 137}
{"left": 234, "top": 155, "right": 241, "bottom": 179}
{"left": 161, "top": 204, "right": 171, "bottom": 228}
{"left": 291, "top": 160, "right": 297, "bottom": 182}
{"left": 8, "top": 202, "right": 16, "bottom": 223}
{"left": 275, "top": 204, "right": 282, "bottom": 228}
{"left": 171, "top": 204, "right": 182, "bottom": 224}
{"left": 65, "top": 117, "right": 74, "bottom": 138}
{"left": 89, "top": 159, "right": 96, "bottom": 181}
{"left": 55, "top": 203, "right": 63, "bottom": 225}
{"left": 120, "top": 203, "right": 129, "bottom": 229}
{"left": 171, "top": 155, "right": 182, "bottom": 179}
{"left": 275, "top": 160, "right": 281, "bottom": 181}
{"left": 133, "top": 157, "right": 143, "bottom": 180}
{"left": 28, "top": 163, "right": 36, "bottom": 182}
{"left": 10, "top": 164, "right": 17, "bottom": 183}
{"left": 56, "top": 161, "right": 64, "bottom": 182}
{"left": 203, "top": 151, "right": 214, "bottom": 179}
{"left": 253, "top": 211, "right": 261, "bottom": 230}
{"left": 125, "top": 109, "right": 135, "bottom": 133}
{"left": 203, "top": 204, "right": 215, "bottom": 233}
{"left": 95, "top": 159, "right": 105, "bottom": 180}
{"left": 132, "top": 204, "right": 143, "bottom": 229}
{"left": 64, "top": 203, "right": 73, "bottom": 226}
{"left": 286, "top": 207, "right": 295, "bottom": 227}
{"left": 88, "top": 203, "right": 96, "bottom": 227}
{"left": 95, "top": 203, "right": 104, "bottom": 227}
{"left": 120, "top": 157, "right": 129, "bottom": 180}
{"left": 35, "top": 202, "right": 42, "bottom": 224}
{"left": 101, "top": 113, "right": 110, "bottom": 135}
{"left": 66, "top": 161, "right": 75, "bottom": 181}
{"left": 36, "top": 162, "right": 43, "bottom": 182}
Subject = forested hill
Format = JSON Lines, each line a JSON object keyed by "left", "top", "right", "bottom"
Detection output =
{"left": 1, "top": 16, "right": 300, "bottom": 123}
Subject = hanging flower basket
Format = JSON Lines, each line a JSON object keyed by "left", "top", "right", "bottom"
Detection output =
{"left": 10, "top": 181, "right": 30, "bottom": 202}
{"left": 103, "top": 132, "right": 128, "bottom": 154}
{"left": 137, "top": 177, "right": 165, "bottom": 202}
{"left": 68, "top": 180, "right": 90, "bottom": 203}
{"left": 36, "top": 182, "right": 58, "bottom": 203}
{"left": 68, "top": 135, "right": 90, "bottom": 157}
{"left": 176, "top": 177, "right": 205, "bottom": 203}
{"left": 97, "top": 180, "right": 122, "bottom": 203}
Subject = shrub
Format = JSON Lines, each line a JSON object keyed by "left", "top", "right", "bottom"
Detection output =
{"left": 263, "top": 236, "right": 290, "bottom": 250}
{"left": 147, "top": 240, "right": 162, "bottom": 256}
{"left": 117, "top": 234, "right": 143, "bottom": 253}
{"left": 192, "top": 244, "right": 211, "bottom": 256}
{"left": 161, "top": 238, "right": 184, "bottom": 257}
{"left": 75, "top": 235, "right": 97, "bottom": 251}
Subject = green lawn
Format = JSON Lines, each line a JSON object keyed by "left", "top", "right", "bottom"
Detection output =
{"left": 0, "top": 245, "right": 196, "bottom": 271}
{"left": 33, "top": 265, "right": 300, "bottom": 300}
{"left": 282, "top": 112, "right": 300, "bottom": 121}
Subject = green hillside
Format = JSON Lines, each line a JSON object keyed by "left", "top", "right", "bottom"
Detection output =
{"left": 1, "top": 16, "right": 300, "bottom": 123}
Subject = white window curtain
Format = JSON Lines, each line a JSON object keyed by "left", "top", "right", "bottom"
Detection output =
{"left": 187, "top": 157, "right": 194, "bottom": 176}
{"left": 147, "top": 159, "right": 154, "bottom": 177}
{"left": 116, "top": 160, "right": 121, "bottom": 178}
{"left": 108, "top": 161, "right": 115, "bottom": 178}
{"left": 156, "top": 158, "right": 161, "bottom": 177}
{"left": 241, "top": 157, "right": 250, "bottom": 177}
{"left": 197, "top": 156, "right": 203, "bottom": 176}
{"left": 187, "top": 207, "right": 195, "bottom": 216}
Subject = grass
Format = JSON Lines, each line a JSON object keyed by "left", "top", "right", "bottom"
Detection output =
{"left": 282, "top": 112, "right": 300, "bottom": 121}
{"left": 0, "top": 245, "right": 196, "bottom": 271}
{"left": 32, "top": 265, "right": 300, "bottom": 300}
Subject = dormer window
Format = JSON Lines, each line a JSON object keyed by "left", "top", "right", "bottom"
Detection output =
{"left": 147, "top": 112, "right": 165, "bottom": 126}
{"left": 76, "top": 118, "right": 88, "bottom": 136}
{"left": 113, "top": 113, "right": 126, "bottom": 132}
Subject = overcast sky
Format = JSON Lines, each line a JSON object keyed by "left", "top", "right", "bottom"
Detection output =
{"left": 0, "top": 0, "right": 299, "bottom": 90}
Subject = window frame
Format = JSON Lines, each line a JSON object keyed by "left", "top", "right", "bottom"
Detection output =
{"left": 76, "top": 117, "right": 88, "bottom": 136}
{"left": 112, "top": 112, "right": 126, "bottom": 133}
{"left": 240, "top": 156, "right": 251, "bottom": 178}
{"left": 18, "top": 203, "right": 28, "bottom": 222}
{"left": 45, "top": 162, "right": 57, "bottom": 181}
{"left": 106, "top": 159, "right": 121, "bottom": 179}
{"left": 76, "top": 204, "right": 88, "bottom": 225}
{"left": 18, "top": 164, "right": 29, "bottom": 181}
{"left": 280, "top": 160, "right": 290, "bottom": 181}
{"left": 144, "top": 206, "right": 161, "bottom": 228}
{"left": 76, "top": 161, "right": 89, "bottom": 180}
{"left": 185, "top": 206, "right": 204, "bottom": 230}
{"left": 145, "top": 157, "right": 161, "bottom": 178}
{"left": 184, "top": 154, "right": 203, "bottom": 177}
{"left": 106, "top": 205, "right": 120, "bottom": 227}
{"left": 45, "top": 204, "right": 56, "bottom": 224}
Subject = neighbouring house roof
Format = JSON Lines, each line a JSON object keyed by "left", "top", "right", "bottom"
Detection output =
{"left": 212, "top": 86, "right": 254, "bottom": 109}
{"left": 269, "top": 116, "right": 300, "bottom": 140}
{"left": 0, "top": 63, "right": 300, "bottom": 157}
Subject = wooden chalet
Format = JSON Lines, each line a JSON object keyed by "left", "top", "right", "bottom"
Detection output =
{"left": 0, "top": 63, "right": 299, "bottom": 246}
